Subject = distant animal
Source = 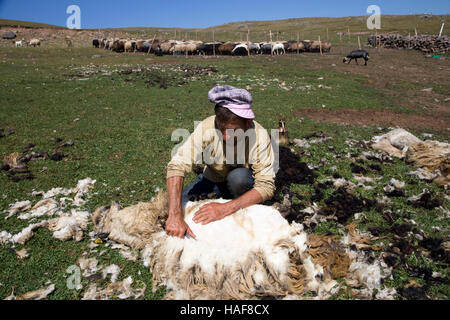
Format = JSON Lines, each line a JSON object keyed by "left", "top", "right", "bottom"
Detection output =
{"left": 343, "top": 49, "right": 370, "bottom": 66}
{"left": 232, "top": 43, "right": 249, "bottom": 56}
{"left": 29, "top": 38, "right": 41, "bottom": 47}
{"left": 260, "top": 43, "right": 272, "bottom": 54}
{"left": 197, "top": 42, "right": 221, "bottom": 55}
{"left": 15, "top": 39, "right": 25, "bottom": 47}
{"left": 92, "top": 39, "right": 100, "bottom": 48}
{"left": 154, "top": 45, "right": 163, "bottom": 56}
{"left": 271, "top": 43, "right": 285, "bottom": 55}
{"left": 65, "top": 38, "right": 73, "bottom": 47}
{"left": 218, "top": 42, "right": 235, "bottom": 55}
{"left": 287, "top": 41, "right": 305, "bottom": 53}
{"left": 249, "top": 43, "right": 261, "bottom": 54}
{"left": 111, "top": 39, "right": 125, "bottom": 52}
{"left": 278, "top": 119, "right": 289, "bottom": 145}
{"left": 124, "top": 40, "right": 136, "bottom": 52}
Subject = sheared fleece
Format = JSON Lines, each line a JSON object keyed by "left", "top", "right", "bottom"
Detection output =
{"left": 167, "top": 116, "right": 276, "bottom": 201}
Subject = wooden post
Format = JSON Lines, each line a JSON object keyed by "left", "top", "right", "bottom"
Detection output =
{"left": 326, "top": 28, "right": 329, "bottom": 41}
{"left": 319, "top": 36, "right": 323, "bottom": 55}
{"left": 439, "top": 23, "right": 445, "bottom": 38}
{"left": 212, "top": 30, "right": 215, "bottom": 57}
{"left": 348, "top": 26, "right": 350, "bottom": 41}
{"left": 148, "top": 34, "right": 156, "bottom": 54}
{"left": 174, "top": 30, "right": 176, "bottom": 40}
{"left": 269, "top": 30, "right": 273, "bottom": 55}
{"left": 358, "top": 36, "right": 361, "bottom": 49}
{"left": 247, "top": 29, "right": 250, "bottom": 57}
{"left": 340, "top": 32, "right": 342, "bottom": 44}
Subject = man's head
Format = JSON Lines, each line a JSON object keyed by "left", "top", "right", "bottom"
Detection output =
{"left": 209, "top": 85, "right": 254, "bottom": 141}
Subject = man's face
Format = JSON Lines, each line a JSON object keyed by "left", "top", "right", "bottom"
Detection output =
{"left": 217, "top": 120, "right": 252, "bottom": 143}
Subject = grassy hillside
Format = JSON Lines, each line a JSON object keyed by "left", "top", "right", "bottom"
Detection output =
{"left": 0, "top": 18, "right": 65, "bottom": 29}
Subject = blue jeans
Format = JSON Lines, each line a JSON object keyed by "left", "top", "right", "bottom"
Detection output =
{"left": 188, "top": 168, "right": 254, "bottom": 200}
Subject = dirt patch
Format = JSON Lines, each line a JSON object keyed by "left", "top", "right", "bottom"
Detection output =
{"left": 319, "top": 187, "right": 376, "bottom": 224}
{"left": 293, "top": 108, "right": 449, "bottom": 132}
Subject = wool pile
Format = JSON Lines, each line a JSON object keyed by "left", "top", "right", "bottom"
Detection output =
{"left": 0, "top": 178, "right": 96, "bottom": 246}
{"left": 93, "top": 191, "right": 390, "bottom": 300}
{"left": 371, "top": 129, "right": 449, "bottom": 187}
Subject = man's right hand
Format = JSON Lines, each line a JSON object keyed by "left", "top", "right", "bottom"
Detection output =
{"left": 165, "top": 213, "right": 196, "bottom": 239}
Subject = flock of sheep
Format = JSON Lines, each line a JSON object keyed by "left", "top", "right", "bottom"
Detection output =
{"left": 93, "top": 38, "right": 332, "bottom": 56}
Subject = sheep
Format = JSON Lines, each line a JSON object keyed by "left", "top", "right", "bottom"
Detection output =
{"left": 218, "top": 42, "right": 236, "bottom": 55}
{"left": 92, "top": 39, "right": 100, "bottom": 48}
{"left": 111, "top": 39, "right": 125, "bottom": 52}
{"left": 271, "top": 42, "right": 285, "bottom": 55}
{"left": 231, "top": 43, "right": 249, "bottom": 56}
{"left": 287, "top": 41, "right": 305, "bottom": 53}
{"left": 169, "top": 42, "right": 197, "bottom": 55}
{"left": 249, "top": 43, "right": 261, "bottom": 54}
{"left": 29, "top": 38, "right": 40, "bottom": 47}
{"left": 321, "top": 41, "right": 332, "bottom": 53}
{"left": 92, "top": 190, "right": 355, "bottom": 300}
{"left": 308, "top": 40, "right": 331, "bottom": 53}
{"left": 260, "top": 43, "right": 272, "bottom": 54}
{"left": 135, "top": 40, "right": 146, "bottom": 52}
{"left": 197, "top": 42, "right": 222, "bottom": 55}
{"left": 124, "top": 40, "right": 136, "bottom": 53}
{"left": 159, "top": 41, "right": 175, "bottom": 54}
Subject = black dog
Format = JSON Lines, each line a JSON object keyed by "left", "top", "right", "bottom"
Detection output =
{"left": 343, "top": 50, "right": 370, "bottom": 66}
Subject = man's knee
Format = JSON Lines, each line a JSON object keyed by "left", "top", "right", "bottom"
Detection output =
{"left": 227, "top": 168, "right": 254, "bottom": 198}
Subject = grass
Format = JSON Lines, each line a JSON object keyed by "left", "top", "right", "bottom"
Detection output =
{"left": 0, "top": 45, "right": 449, "bottom": 300}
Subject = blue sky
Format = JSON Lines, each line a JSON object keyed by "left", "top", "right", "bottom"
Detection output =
{"left": 0, "top": 0, "right": 448, "bottom": 29}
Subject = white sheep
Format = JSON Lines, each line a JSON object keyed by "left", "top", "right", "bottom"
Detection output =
{"left": 29, "top": 38, "right": 41, "bottom": 47}
{"left": 92, "top": 191, "right": 352, "bottom": 299}
{"left": 271, "top": 42, "right": 285, "bottom": 55}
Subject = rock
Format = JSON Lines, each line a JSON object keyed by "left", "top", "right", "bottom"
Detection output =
{"left": 2, "top": 31, "right": 16, "bottom": 39}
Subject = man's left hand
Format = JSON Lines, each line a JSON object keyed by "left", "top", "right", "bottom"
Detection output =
{"left": 193, "top": 202, "right": 228, "bottom": 225}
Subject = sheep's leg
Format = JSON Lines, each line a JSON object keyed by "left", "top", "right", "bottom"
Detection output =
{"left": 355, "top": 58, "right": 359, "bottom": 65}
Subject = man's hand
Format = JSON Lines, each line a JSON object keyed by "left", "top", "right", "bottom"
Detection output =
{"left": 165, "top": 213, "right": 196, "bottom": 239}
{"left": 193, "top": 202, "right": 228, "bottom": 225}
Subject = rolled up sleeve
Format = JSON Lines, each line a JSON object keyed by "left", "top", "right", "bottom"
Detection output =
{"left": 166, "top": 124, "right": 204, "bottom": 179}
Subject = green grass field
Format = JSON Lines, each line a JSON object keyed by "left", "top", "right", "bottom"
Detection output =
{"left": 0, "top": 44, "right": 449, "bottom": 300}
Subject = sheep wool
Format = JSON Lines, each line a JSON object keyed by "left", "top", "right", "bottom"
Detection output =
{"left": 93, "top": 191, "right": 350, "bottom": 300}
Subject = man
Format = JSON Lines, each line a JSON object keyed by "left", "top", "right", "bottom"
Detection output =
{"left": 165, "top": 85, "right": 276, "bottom": 239}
